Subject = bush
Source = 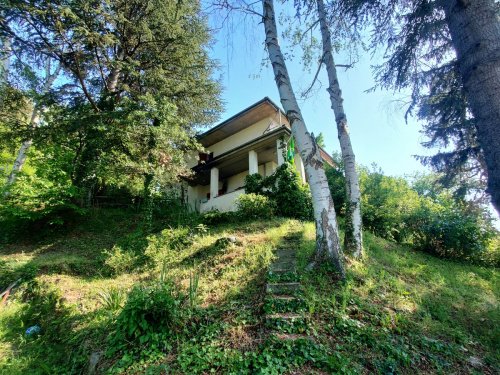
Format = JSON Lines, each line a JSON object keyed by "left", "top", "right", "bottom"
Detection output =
{"left": 244, "top": 163, "right": 313, "bottom": 220}
{"left": 410, "top": 197, "right": 498, "bottom": 261}
{"left": 108, "top": 281, "right": 185, "bottom": 354}
{"left": 0, "top": 146, "right": 83, "bottom": 242}
{"left": 236, "top": 193, "right": 275, "bottom": 219}
{"left": 353, "top": 166, "right": 499, "bottom": 263}
{"left": 104, "top": 246, "right": 139, "bottom": 274}
{"left": 145, "top": 226, "right": 194, "bottom": 267}
{"left": 201, "top": 209, "right": 235, "bottom": 225}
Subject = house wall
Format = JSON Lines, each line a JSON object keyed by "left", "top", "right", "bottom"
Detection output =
{"left": 199, "top": 189, "right": 245, "bottom": 213}
{"left": 207, "top": 118, "right": 280, "bottom": 157}
{"left": 264, "top": 161, "right": 277, "bottom": 177}
{"left": 226, "top": 170, "right": 248, "bottom": 192}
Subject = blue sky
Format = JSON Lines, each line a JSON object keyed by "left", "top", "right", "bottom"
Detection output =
{"left": 206, "top": 5, "right": 433, "bottom": 178}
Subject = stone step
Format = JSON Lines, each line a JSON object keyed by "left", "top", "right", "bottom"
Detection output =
{"left": 272, "top": 333, "right": 314, "bottom": 342}
{"left": 275, "top": 249, "right": 297, "bottom": 259}
{"left": 264, "top": 294, "right": 306, "bottom": 314}
{"left": 269, "top": 263, "right": 296, "bottom": 273}
{"left": 266, "top": 282, "right": 301, "bottom": 294}
{"left": 265, "top": 312, "right": 308, "bottom": 333}
{"left": 267, "top": 312, "right": 302, "bottom": 320}
{"left": 268, "top": 267, "right": 296, "bottom": 274}
{"left": 267, "top": 270, "right": 300, "bottom": 283}
{"left": 270, "top": 295, "right": 297, "bottom": 301}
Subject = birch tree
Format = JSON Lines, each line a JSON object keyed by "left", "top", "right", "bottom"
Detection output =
{"left": 263, "top": 0, "right": 345, "bottom": 277}
{"left": 5, "top": 60, "right": 61, "bottom": 187}
{"left": 316, "top": 0, "right": 362, "bottom": 257}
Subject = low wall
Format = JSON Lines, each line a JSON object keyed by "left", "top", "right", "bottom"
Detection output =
{"left": 200, "top": 188, "right": 245, "bottom": 213}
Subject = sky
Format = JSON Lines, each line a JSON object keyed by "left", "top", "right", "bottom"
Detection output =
{"left": 206, "top": 4, "right": 433, "bottom": 178}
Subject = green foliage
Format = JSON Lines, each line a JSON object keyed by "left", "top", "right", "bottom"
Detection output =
{"left": 0, "top": 146, "right": 84, "bottom": 241}
{"left": 1, "top": 212, "right": 498, "bottom": 374}
{"left": 0, "top": 260, "right": 37, "bottom": 290}
{"left": 324, "top": 156, "right": 347, "bottom": 216}
{"left": 411, "top": 198, "right": 498, "bottom": 261}
{"left": 1, "top": 0, "right": 222, "bottom": 235}
{"left": 359, "top": 166, "right": 421, "bottom": 242}
{"left": 104, "top": 246, "right": 140, "bottom": 274}
{"left": 201, "top": 209, "right": 235, "bottom": 225}
{"left": 326, "top": 163, "right": 498, "bottom": 263}
{"left": 298, "top": 225, "right": 499, "bottom": 373}
{"left": 98, "top": 288, "right": 126, "bottom": 312}
{"left": 144, "top": 226, "right": 196, "bottom": 267}
{"left": 337, "top": 0, "right": 488, "bottom": 201}
{"left": 108, "top": 281, "right": 185, "bottom": 355}
{"left": 244, "top": 163, "right": 313, "bottom": 220}
{"left": 236, "top": 193, "right": 276, "bottom": 219}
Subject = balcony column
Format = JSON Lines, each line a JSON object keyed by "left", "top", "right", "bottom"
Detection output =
{"left": 249, "top": 150, "right": 259, "bottom": 175}
{"left": 210, "top": 167, "right": 219, "bottom": 199}
{"left": 277, "top": 138, "right": 286, "bottom": 165}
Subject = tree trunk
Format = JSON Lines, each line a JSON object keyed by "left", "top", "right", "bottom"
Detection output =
{"left": 262, "top": 0, "right": 345, "bottom": 277}
{"left": 1, "top": 37, "right": 10, "bottom": 84}
{"left": 317, "top": 0, "right": 363, "bottom": 257}
{"left": 440, "top": 0, "right": 500, "bottom": 214}
{"left": 5, "top": 62, "right": 61, "bottom": 187}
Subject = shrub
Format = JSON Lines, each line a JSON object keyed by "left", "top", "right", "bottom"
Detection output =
{"left": 359, "top": 168, "right": 421, "bottom": 242}
{"left": 104, "top": 245, "right": 139, "bottom": 274}
{"left": 201, "top": 209, "right": 235, "bottom": 225}
{"left": 108, "top": 281, "right": 185, "bottom": 354}
{"left": 244, "top": 163, "right": 313, "bottom": 220}
{"left": 0, "top": 146, "right": 83, "bottom": 242}
{"left": 410, "top": 197, "right": 498, "bottom": 261}
{"left": 236, "top": 193, "right": 275, "bottom": 219}
{"left": 144, "top": 226, "right": 194, "bottom": 267}
{"left": 354, "top": 166, "right": 499, "bottom": 263}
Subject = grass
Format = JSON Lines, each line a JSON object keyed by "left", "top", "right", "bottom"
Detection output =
{"left": 298, "top": 222, "right": 499, "bottom": 373}
{"left": 0, "top": 209, "right": 498, "bottom": 374}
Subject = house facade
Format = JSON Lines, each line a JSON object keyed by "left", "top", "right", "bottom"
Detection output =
{"left": 184, "top": 97, "right": 333, "bottom": 213}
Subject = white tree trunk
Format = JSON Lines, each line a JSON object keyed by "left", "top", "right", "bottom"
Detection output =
{"left": 441, "top": 0, "right": 500, "bottom": 213}
{"left": 317, "top": 0, "right": 363, "bottom": 258}
{"left": 5, "top": 62, "right": 61, "bottom": 187}
{"left": 262, "top": 0, "right": 345, "bottom": 277}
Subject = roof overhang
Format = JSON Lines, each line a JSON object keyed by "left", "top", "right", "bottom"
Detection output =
{"left": 197, "top": 97, "right": 289, "bottom": 148}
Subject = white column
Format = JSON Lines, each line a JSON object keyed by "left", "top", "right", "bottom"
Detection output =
{"left": 210, "top": 167, "right": 219, "bottom": 199}
{"left": 295, "top": 154, "right": 306, "bottom": 183}
{"left": 249, "top": 150, "right": 259, "bottom": 175}
{"left": 277, "top": 138, "right": 286, "bottom": 165}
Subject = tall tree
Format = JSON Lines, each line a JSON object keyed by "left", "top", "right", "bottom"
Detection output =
{"left": 1, "top": 0, "right": 221, "bottom": 200}
{"left": 337, "top": 0, "right": 500, "bottom": 214}
{"left": 316, "top": 0, "right": 363, "bottom": 257}
{"left": 263, "top": 0, "right": 345, "bottom": 277}
{"left": 439, "top": 0, "right": 500, "bottom": 212}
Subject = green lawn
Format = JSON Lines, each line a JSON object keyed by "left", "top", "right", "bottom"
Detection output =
{"left": 0, "top": 209, "right": 498, "bottom": 374}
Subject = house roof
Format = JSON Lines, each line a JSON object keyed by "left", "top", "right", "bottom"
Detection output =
{"left": 197, "top": 97, "right": 335, "bottom": 167}
{"left": 198, "top": 97, "right": 289, "bottom": 147}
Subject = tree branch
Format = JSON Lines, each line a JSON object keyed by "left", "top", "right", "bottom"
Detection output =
{"left": 301, "top": 51, "right": 326, "bottom": 98}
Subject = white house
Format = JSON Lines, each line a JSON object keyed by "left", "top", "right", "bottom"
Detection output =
{"left": 184, "top": 97, "right": 334, "bottom": 213}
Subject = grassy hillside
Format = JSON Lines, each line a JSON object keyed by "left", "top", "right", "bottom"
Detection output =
{"left": 0, "top": 209, "right": 498, "bottom": 374}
